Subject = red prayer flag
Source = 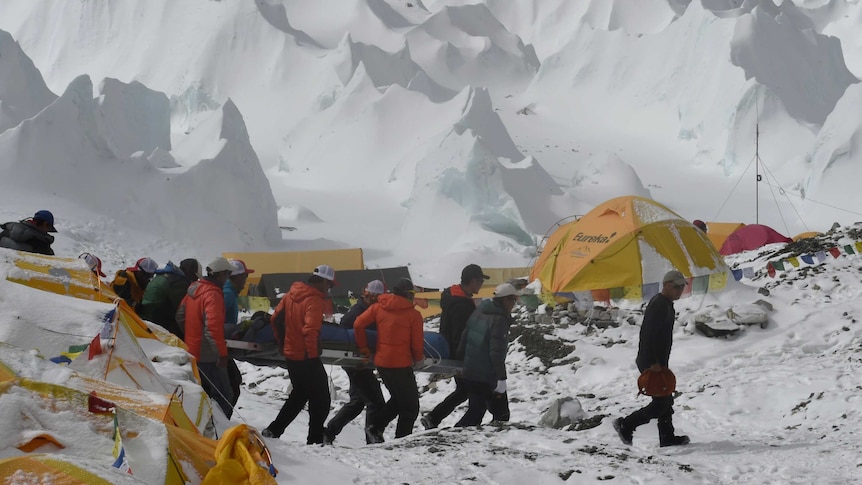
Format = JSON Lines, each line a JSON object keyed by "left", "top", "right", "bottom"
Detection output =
{"left": 88, "top": 334, "right": 102, "bottom": 360}
{"left": 829, "top": 247, "right": 842, "bottom": 258}
{"left": 766, "top": 262, "right": 776, "bottom": 278}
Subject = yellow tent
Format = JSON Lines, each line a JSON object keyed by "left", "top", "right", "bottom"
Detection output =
{"left": 792, "top": 231, "right": 821, "bottom": 241}
{"left": 703, "top": 222, "right": 746, "bottom": 249}
{"left": 222, "top": 248, "right": 364, "bottom": 294}
{"left": 0, "top": 454, "right": 143, "bottom": 484}
{"left": 530, "top": 196, "right": 727, "bottom": 298}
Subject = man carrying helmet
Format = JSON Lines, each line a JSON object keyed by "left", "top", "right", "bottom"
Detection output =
{"left": 613, "top": 270, "right": 690, "bottom": 448}
{"left": 111, "top": 257, "right": 159, "bottom": 313}
{"left": 323, "top": 280, "right": 387, "bottom": 445}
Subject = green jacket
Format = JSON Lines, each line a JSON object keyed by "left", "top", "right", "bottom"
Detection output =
{"left": 140, "top": 263, "right": 193, "bottom": 337}
{"left": 457, "top": 299, "right": 512, "bottom": 386}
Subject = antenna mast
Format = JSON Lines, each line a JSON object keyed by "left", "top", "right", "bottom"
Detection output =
{"left": 755, "top": 120, "right": 760, "bottom": 224}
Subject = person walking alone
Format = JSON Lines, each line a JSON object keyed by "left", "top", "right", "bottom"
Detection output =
{"left": 613, "top": 270, "right": 690, "bottom": 447}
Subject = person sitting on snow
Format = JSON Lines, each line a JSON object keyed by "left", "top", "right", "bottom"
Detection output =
{"left": 0, "top": 210, "right": 57, "bottom": 255}
{"left": 111, "top": 257, "right": 159, "bottom": 313}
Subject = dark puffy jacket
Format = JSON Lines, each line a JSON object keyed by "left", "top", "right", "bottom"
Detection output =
{"left": 140, "top": 262, "right": 194, "bottom": 337}
{"left": 438, "top": 285, "right": 476, "bottom": 359}
{"left": 339, "top": 300, "right": 373, "bottom": 330}
{"left": 0, "top": 221, "right": 55, "bottom": 255}
{"left": 636, "top": 293, "right": 675, "bottom": 372}
{"left": 458, "top": 299, "right": 512, "bottom": 386}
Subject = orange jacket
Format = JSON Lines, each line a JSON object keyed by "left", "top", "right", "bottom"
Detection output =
{"left": 354, "top": 294, "right": 424, "bottom": 368}
{"left": 178, "top": 278, "right": 227, "bottom": 363}
{"left": 272, "top": 282, "right": 327, "bottom": 360}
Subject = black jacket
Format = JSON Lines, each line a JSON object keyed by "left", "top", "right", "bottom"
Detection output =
{"left": 0, "top": 221, "right": 55, "bottom": 255}
{"left": 340, "top": 300, "right": 373, "bottom": 330}
{"left": 636, "top": 293, "right": 675, "bottom": 372}
{"left": 439, "top": 285, "right": 476, "bottom": 359}
{"left": 458, "top": 299, "right": 512, "bottom": 386}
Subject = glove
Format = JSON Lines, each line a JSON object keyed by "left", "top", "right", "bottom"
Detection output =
{"left": 493, "top": 380, "right": 507, "bottom": 394}
{"left": 358, "top": 347, "right": 371, "bottom": 364}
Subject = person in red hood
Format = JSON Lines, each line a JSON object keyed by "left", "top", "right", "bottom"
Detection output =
{"left": 421, "top": 264, "right": 488, "bottom": 429}
{"left": 262, "top": 265, "right": 335, "bottom": 444}
{"left": 354, "top": 278, "right": 424, "bottom": 442}
{"left": 176, "top": 257, "right": 235, "bottom": 417}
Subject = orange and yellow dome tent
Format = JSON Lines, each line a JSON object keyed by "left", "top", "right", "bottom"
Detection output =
{"left": 531, "top": 196, "right": 728, "bottom": 300}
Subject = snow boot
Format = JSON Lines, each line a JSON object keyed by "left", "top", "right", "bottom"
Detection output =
{"left": 660, "top": 435, "right": 690, "bottom": 447}
{"left": 613, "top": 418, "right": 633, "bottom": 445}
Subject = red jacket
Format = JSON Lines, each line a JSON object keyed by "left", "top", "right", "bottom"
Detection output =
{"left": 354, "top": 294, "right": 424, "bottom": 368}
{"left": 272, "top": 282, "right": 327, "bottom": 360}
{"left": 178, "top": 278, "right": 227, "bottom": 363}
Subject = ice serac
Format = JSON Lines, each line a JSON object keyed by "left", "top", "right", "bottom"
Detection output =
{"left": 177, "top": 99, "right": 282, "bottom": 249}
{"left": 334, "top": 34, "right": 454, "bottom": 101}
{"left": 802, "top": 83, "right": 862, "bottom": 219}
{"left": 730, "top": 2, "right": 858, "bottom": 126}
{"left": 406, "top": 3, "right": 540, "bottom": 90}
{"left": 0, "top": 29, "right": 56, "bottom": 133}
{"left": 97, "top": 78, "right": 171, "bottom": 158}
{"left": 401, "top": 87, "right": 579, "bottom": 263}
{"left": 0, "top": 74, "right": 280, "bottom": 253}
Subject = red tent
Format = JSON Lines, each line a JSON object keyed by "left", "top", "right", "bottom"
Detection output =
{"left": 719, "top": 224, "right": 792, "bottom": 255}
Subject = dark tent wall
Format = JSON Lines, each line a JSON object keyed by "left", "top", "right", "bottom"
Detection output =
{"left": 255, "top": 267, "right": 412, "bottom": 308}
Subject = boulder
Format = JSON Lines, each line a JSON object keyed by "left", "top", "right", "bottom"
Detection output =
{"left": 538, "top": 397, "right": 587, "bottom": 429}
{"left": 727, "top": 304, "right": 769, "bottom": 328}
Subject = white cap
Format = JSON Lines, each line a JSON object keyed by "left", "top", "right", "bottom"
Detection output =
{"left": 312, "top": 264, "right": 336, "bottom": 282}
{"left": 207, "top": 257, "right": 236, "bottom": 274}
{"left": 493, "top": 283, "right": 522, "bottom": 298}
{"left": 229, "top": 259, "right": 255, "bottom": 276}
{"left": 135, "top": 257, "right": 158, "bottom": 274}
{"left": 365, "top": 280, "right": 385, "bottom": 295}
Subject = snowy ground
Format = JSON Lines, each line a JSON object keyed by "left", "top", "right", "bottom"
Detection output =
{"left": 215, "top": 228, "right": 862, "bottom": 484}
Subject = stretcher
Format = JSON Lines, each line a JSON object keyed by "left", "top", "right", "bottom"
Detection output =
{"left": 226, "top": 327, "right": 463, "bottom": 374}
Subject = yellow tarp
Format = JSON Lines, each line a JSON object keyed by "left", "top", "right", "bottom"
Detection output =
{"left": 0, "top": 455, "right": 119, "bottom": 485}
{"left": 530, "top": 196, "right": 728, "bottom": 296}
{"left": 223, "top": 248, "right": 364, "bottom": 294}
{"left": 4, "top": 251, "right": 119, "bottom": 303}
{"left": 203, "top": 424, "right": 277, "bottom": 485}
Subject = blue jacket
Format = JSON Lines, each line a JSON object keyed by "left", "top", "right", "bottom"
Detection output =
{"left": 223, "top": 280, "right": 240, "bottom": 326}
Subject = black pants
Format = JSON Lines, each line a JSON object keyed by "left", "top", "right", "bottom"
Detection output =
{"left": 325, "top": 368, "right": 385, "bottom": 440}
{"left": 227, "top": 358, "right": 242, "bottom": 407}
{"left": 622, "top": 395, "right": 675, "bottom": 439}
{"left": 199, "top": 362, "right": 234, "bottom": 418}
{"left": 425, "top": 376, "right": 468, "bottom": 426}
{"left": 267, "top": 358, "right": 331, "bottom": 444}
{"left": 454, "top": 380, "right": 510, "bottom": 427}
{"left": 372, "top": 367, "right": 419, "bottom": 438}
